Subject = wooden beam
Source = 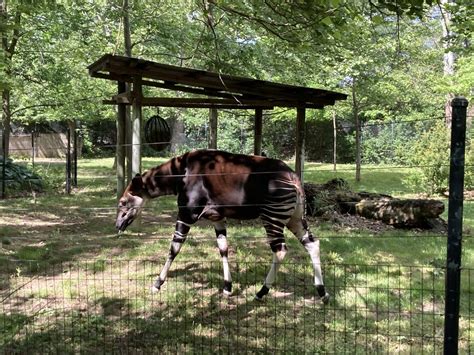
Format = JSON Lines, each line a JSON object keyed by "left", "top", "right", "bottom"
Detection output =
{"left": 116, "top": 81, "right": 126, "bottom": 199}
{"left": 103, "top": 99, "right": 274, "bottom": 109}
{"left": 92, "top": 71, "right": 251, "bottom": 100}
{"left": 295, "top": 107, "right": 306, "bottom": 184}
{"left": 103, "top": 97, "right": 324, "bottom": 109}
{"left": 254, "top": 108, "right": 263, "bottom": 155}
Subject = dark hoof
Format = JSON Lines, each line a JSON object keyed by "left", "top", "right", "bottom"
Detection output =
{"left": 255, "top": 285, "right": 269, "bottom": 301}
{"left": 151, "top": 278, "right": 164, "bottom": 293}
{"left": 319, "top": 292, "right": 330, "bottom": 304}
{"left": 223, "top": 281, "right": 232, "bottom": 296}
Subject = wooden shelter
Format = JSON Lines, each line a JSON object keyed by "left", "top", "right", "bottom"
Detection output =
{"left": 88, "top": 54, "right": 347, "bottom": 198}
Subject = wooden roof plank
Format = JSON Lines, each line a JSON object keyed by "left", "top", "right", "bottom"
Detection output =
{"left": 88, "top": 54, "right": 347, "bottom": 107}
{"left": 104, "top": 96, "right": 325, "bottom": 109}
{"left": 103, "top": 99, "right": 274, "bottom": 110}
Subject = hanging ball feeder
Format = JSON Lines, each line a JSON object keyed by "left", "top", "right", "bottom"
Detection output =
{"left": 144, "top": 114, "right": 171, "bottom": 151}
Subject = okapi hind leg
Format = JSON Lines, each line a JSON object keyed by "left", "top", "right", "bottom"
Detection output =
{"left": 255, "top": 222, "right": 288, "bottom": 300}
{"left": 287, "top": 217, "right": 330, "bottom": 304}
{"left": 214, "top": 219, "right": 232, "bottom": 296}
{"left": 152, "top": 220, "right": 190, "bottom": 293}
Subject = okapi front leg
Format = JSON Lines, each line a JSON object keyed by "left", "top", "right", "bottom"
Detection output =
{"left": 214, "top": 220, "right": 232, "bottom": 296}
{"left": 152, "top": 220, "right": 190, "bottom": 292}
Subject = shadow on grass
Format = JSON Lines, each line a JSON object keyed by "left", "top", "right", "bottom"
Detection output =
{"left": 1, "top": 257, "right": 462, "bottom": 353}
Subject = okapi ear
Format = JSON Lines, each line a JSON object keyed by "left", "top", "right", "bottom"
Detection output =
{"left": 131, "top": 174, "right": 144, "bottom": 192}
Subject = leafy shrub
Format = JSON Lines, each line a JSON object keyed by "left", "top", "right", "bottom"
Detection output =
{"left": 403, "top": 121, "right": 451, "bottom": 195}
{"left": 0, "top": 158, "right": 43, "bottom": 194}
{"left": 32, "top": 164, "right": 65, "bottom": 192}
{"left": 362, "top": 120, "right": 435, "bottom": 165}
{"left": 464, "top": 133, "right": 474, "bottom": 191}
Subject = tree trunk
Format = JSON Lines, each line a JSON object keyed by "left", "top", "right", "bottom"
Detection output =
{"left": 441, "top": 0, "right": 455, "bottom": 127}
{"left": 169, "top": 110, "right": 185, "bottom": 153}
{"left": 352, "top": 82, "right": 361, "bottom": 182}
{"left": 208, "top": 108, "right": 218, "bottom": 149}
{"left": 123, "top": 0, "right": 133, "bottom": 183}
{"left": 332, "top": 110, "right": 337, "bottom": 172}
{"left": 123, "top": 0, "right": 132, "bottom": 58}
{"left": 1, "top": 2, "right": 21, "bottom": 161}
{"left": 1, "top": 89, "right": 10, "bottom": 158}
{"left": 204, "top": 0, "right": 219, "bottom": 150}
{"left": 295, "top": 107, "right": 306, "bottom": 184}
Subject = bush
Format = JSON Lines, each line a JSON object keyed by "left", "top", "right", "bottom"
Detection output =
{"left": 464, "top": 134, "right": 474, "bottom": 191}
{"left": 361, "top": 120, "right": 435, "bottom": 165}
{"left": 0, "top": 157, "right": 43, "bottom": 194}
{"left": 404, "top": 121, "right": 449, "bottom": 195}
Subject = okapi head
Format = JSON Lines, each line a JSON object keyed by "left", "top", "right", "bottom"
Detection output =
{"left": 115, "top": 157, "right": 184, "bottom": 232}
{"left": 115, "top": 174, "right": 148, "bottom": 232}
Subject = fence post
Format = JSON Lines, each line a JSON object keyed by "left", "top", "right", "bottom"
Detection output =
{"left": 443, "top": 96, "right": 468, "bottom": 354}
{"left": 31, "top": 131, "right": 35, "bottom": 169}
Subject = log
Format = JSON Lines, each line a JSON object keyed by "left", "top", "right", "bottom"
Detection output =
{"left": 304, "top": 179, "right": 445, "bottom": 229}
{"left": 354, "top": 198, "right": 445, "bottom": 227}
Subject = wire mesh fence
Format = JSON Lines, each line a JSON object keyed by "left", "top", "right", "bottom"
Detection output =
{"left": 1, "top": 106, "right": 472, "bottom": 352}
{"left": 1, "top": 259, "right": 472, "bottom": 353}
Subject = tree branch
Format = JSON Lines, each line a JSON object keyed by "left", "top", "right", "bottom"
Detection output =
{"left": 7, "top": 11, "right": 22, "bottom": 57}
{"left": 210, "top": 1, "right": 300, "bottom": 42}
{"left": 1, "top": 0, "right": 9, "bottom": 51}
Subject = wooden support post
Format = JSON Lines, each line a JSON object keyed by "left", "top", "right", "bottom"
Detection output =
{"left": 209, "top": 108, "right": 218, "bottom": 149}
{"left": 295, "top": 107, "right": 306, "bottom": 184}
{"left": 117, "top": 81, "right": 126, "bottom": 199}
{"left": 125, "top": 84, "right": 132, "bottom": 183}
{"left": 254, "top": 108, "right": 263, "bottom": 155}
{"left": 131, "top": 77, "right": 142, "bottom": 177}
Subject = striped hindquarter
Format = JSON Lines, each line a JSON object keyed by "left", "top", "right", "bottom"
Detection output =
{"left": 255, "top": 178, "right": 329, "bottom": 303}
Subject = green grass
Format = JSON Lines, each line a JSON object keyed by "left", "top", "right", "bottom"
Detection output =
{"left": 0, "top": 157, "right": 472, "bottom": 353}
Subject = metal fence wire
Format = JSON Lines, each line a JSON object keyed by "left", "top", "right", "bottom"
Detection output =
{"left": 0, "top": 99, "right": 472, "bottom": 353}
{"left": 1, "top": 260, "right": 472, "bottom": 353}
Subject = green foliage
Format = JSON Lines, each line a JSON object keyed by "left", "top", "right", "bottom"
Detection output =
{"left": 361, "top": 120, "right": 436, "bottom": 165}
{"left": 0, "top": 157, "right": 43, "bottom": 193}
{"left": 1, "top": 0, "right": 471, "bottom": 176}
{"left": 404, "top": 121, "right": 450, "bottom": 195}
{"left": 32, "top": 163, "right": 65, "bottom": 192}
{"left": 446, "top": 0, "right": 474, "bottom": 55}
{"left": 464, "top": 130, "right": 474, "bottom": 191}
{"left": 404, "top": 122, "right": 473, "bottom": 195}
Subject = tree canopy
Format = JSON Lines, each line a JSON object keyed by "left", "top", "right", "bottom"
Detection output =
{"left": 1, "top": 0, "right": 472, "bottom": 159}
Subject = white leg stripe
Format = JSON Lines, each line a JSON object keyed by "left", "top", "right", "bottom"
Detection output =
{"left": 177, "top": 220, "right": 191, "bottom": 227}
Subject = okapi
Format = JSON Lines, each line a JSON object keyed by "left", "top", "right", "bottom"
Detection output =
{"left": 115, "top": 150, "right": 329, "bottom": 303}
